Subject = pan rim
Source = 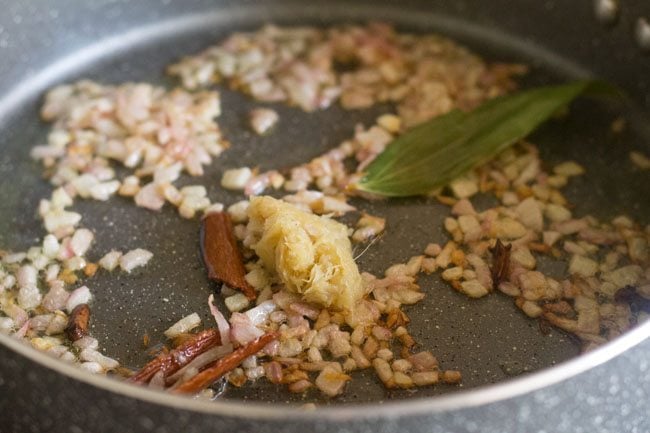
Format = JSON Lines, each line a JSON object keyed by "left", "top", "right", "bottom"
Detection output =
{"left": 1, "top": 320, "right": 649, "bottom": 419}
{"left": 0, "top": 1, "right": 647, "bottom": 421}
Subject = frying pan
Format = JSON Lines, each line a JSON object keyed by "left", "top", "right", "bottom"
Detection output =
{"left": 1, "top": 0, "right": 649, "bottom": 432}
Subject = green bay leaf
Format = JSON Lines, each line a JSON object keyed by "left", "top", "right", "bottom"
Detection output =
{"left": 356, "top": 80, "right": 614, "bottom": 197}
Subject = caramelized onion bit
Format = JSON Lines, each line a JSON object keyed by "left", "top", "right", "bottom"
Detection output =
{"left": 201, "top": 212, "right": 256, "bottom": 300}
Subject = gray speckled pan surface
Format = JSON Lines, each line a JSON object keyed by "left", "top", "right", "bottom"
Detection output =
{"left": 0, "top": 0, "right": 649, "bottom": 432}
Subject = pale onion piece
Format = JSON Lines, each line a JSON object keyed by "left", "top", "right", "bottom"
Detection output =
{"left": 412, "top": 371, "right": 439, "bottom": 386}
{"left": 3, "top": 252, "right": 26, "bottom": 264}
{"left": 441, "top": 266, "right": 463, "bottom": 281}
{"left": 249, "top": 108, "right": 279, "bottom": 135}
{"left": 51, "top": 187, "right": 73, "bottom": 209}
{"left": 244, "top": 300, "right": 277, "bottom": 326}
{"left": 449, "top": 175, "right": 479, "bottom": 199}
{"left": 408, "top": 351, "right": 438, "bottom": 372}
{"left": 42, "top": 234, "right": 61, "bottom": 258}
{"left": 246, "top": 366, "right": 266, "bottom": 381}
{"left": 178, "top": 205, "right": 196, "bottom": 220}
{"left": 328, "top": 336, "right": 351, "bottom": 358}
{"left": 79, "top": 361, "right": 104, "bottom": 374}
{"left": 18, "top": 285, "right": 42, "bottom": 310}
{"left": 31, "top": 336, "right": 63, "bottom": 351}
{"left": 45, "top": 313, "right": 68, "bottom": 335}
{"left": 163, "top": 313, "right": 201, "bottom": 339}
{"left": 70, "top": 174, "right": 99, "bottom": 198}
{"left": 601, "top": 265, "right": 643, "bottom": 288}
{"left": 372, "top": 358, "right": 394, "bottom": 386}
{"left": 545, "top": 204, "right": 572, "bottom": 223}
{"left": 59, "top": 352, "right": 77, "bottom": 363}
{"left": 74, "top": 336, "right": 99, "bottom": 350}
{"left": 494, "top": 217, "right": 527, "bottom": 239}
{"left": 17, "top": 265, "right": 37, "bottom": 288}
{"left": 119, "top": 249, "right": 153, "bottom": 272}
{"left": 70, "top": 229, "right": 94, "bottom": 257}
{"left": 518, "top": 299, "right": 543, "bottom": 318}
{"left": 42, "top": 282, "right": 69, "bottom": 312}
{"left": 225, "top": 293, "right": 250, "bottom": 312}
{"left": 44, "top": 210, "right": 82, "bottom": 233}
{"left": 315, "top": 365, "right": 350, "bottom": 397}
{"left": 568, "top": 254, "right": 599, "bottom": 278}
{"left": 459, "top": 279, "right": 489, "bottom": 298}
{"left": 180, "top": 185, "right": 207, "bottom": 198}
{"left": 66, "top": 286, "right": 92, "bottom": 312}
{"left": 278, "top": 338, "right": 303, "bottom": 358}
{"left": 228, "top": 200, "right": 250, "bottom": 223}
{"left": 229, "top": 312, "right": 264, "bottom": 345}
{"left": 511, "top": 247, "right": 536, "bottom": 270}
{"left": 515, "top": 197, "right": 543, "bottom": 232}
{"left": 451, "top": 199, "right": 476, "bottom": 216}
{"left": 247, "top": 196, "right": 363, "bottom": 311}
{"left": 241, "top": 355, "right": 257, "bottom": 370}
{"left": 0, "top": 317, "right": 14, "bottom": 334}
{"left": 311, "top": 196, "right": 356, "bottom": 216}
{"left": 2, "top": 274, "right": 16, "bottom": 290}
{"left": 31, "top": 314, "right": 54, "bottom": 331}
{"left": 99, "top": 250, "right": 122, "bottom": 271}
{"left": 65, "top": 256, "right": 86, "bottom": 271}
{"left": 466, "top": 254, "right": 492, "bottom": 289}
{"left": 204, "top": 202, "right": 225, "bottom": 215}
{"left": 180, "top": 195, "right": 210, "bottom": 211}
{"left": 518, "top": 271, "right": 549, "bottom": 301}
{"left": 153, "top": 162, "right": 183, "bottom": 184}
{"left": 554, "top": 161, "right": 585, "bottom": 176}
{"left": 352, "top": 214, "right": 386, "bottom": 242}
{"left": 119, "top": 176, "right": 140, "bottom": 197}
{"left": 244, "top": 268, "right": 269, "bottom": 290}
{"left": 424, "top": 243, "right": 442, "bottom": 257}
{"left": 90, "top": 180, "right": 121, "bottom": 201}
{"left": 376, "top": 114, "right": 401, "bottom": 134}
{"left": 79, "top": 348, "right": 119, "bottom": 370}
{"left": 457, "top": 215, "right": 481, "bottom": 242}
{"left": 501, "top": 191, "right": 519, "bottom": 206}
{"left": 208, "top": 294, "right": 231, "bottom": 346}
{"left": 134, "top": 183, "right": 165, "bottom": 211}
{"left": 543, "top": 231, "right": 561, "bottom": 247}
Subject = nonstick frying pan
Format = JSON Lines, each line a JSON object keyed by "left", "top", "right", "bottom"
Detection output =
{"left": 0, "top": 1, "right": 649, "bottom": 432}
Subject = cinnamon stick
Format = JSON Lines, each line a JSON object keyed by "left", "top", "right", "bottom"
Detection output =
{"left": 201, "top": 212, "right": 256, "bottom": 300}
{"left": 129, "top": 329, "right": 221, "bottom": 384}
{"left": 173, "top": 331, "right": 279, "bottom": 394}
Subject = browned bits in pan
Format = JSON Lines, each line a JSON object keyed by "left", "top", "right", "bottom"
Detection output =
{"left": 129, "top": 329, "right": 221, "bottom": 384}
{"left": 201, "top": 212, "right": 256, "bottom": 300}
{"left": 489, "top": 239, "right": 512, "bottom": 290}
{"left": 174, "top": 331, "right": 279, "bottom": 394}
{"left": 65, "top": 304, "right": 90, "bottom": 342}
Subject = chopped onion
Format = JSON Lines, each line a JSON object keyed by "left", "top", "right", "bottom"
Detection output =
{"left": 208, "top": 294, "right": 231, "bottom": 346}
{"left": 164, "top": 312, "right": 201, "bottom": 339}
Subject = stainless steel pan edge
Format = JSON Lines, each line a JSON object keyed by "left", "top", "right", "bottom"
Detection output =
{"left": 1, "top": 1, "right": 649, "bottom": 432}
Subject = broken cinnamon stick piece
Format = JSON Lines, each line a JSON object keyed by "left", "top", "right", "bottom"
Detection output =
{"left": 489, "top": 239, "right": 512, "bottom": 290}
{"left": 173, "top": 331, "right": 279, "bottom": 394}
{"left": 201, "top": 212, "right": 256, "bottom": 300}
{"left": 129, "top": 328, "right": 221, "bottom": 384}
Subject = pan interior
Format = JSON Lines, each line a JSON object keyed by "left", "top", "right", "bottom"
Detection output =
{"left": 0, "top": 6, "right": 648, "bottom": 405}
